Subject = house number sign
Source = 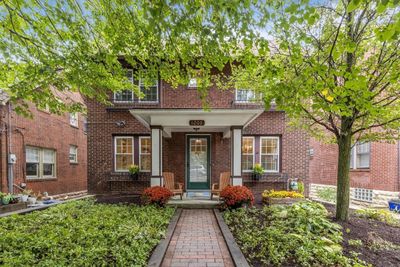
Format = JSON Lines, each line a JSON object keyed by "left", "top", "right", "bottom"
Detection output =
{"left": 189, "top": 120, "right": 205, "bottom": 126}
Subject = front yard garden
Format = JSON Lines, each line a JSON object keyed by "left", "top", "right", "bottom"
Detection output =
{"left": 223, "top": 197, "right": 400, "bottom": 267}
{"left": 0, "top": 198, "right": 175, "bottom": 266}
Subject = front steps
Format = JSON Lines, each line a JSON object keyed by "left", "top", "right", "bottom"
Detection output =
{"left": 166, "top": 191, "right": 221, "bottom": 209}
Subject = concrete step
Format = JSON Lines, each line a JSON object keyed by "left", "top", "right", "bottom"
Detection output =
{"left": 166, "top": 199, "right": 221, "bottom": 209}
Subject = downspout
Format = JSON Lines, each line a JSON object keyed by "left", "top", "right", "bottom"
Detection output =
{"left": 7, "top": 102, "right": 13, "bottom": 193}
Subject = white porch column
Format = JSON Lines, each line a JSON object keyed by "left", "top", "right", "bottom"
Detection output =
{"left": 231, "top": 126, "right": 243, "bottom": 186}
{"left": 151, "top": 126, "right": 163, "bottom": 186}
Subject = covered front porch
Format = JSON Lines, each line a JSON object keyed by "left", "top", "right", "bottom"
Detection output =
{"left": 130, "top": 108, "right": 264, "bottom": 193}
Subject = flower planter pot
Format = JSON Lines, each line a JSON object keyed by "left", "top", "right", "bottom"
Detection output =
{"left": 388, "top": 200, "right": 400, "bottom": 212}
{"left": 130, "top": 173, "right": 139, "bottom": 181}
{"left": 1, "top": 198, "right": 10, "bottom": 205}
{"left": 27, "top": 197, "right": 37, "bottom": 205}
{"left": 21, "top": 195, "right": 29, "bottom": 202}
{"left": 253, "top": 173, "right": 262, "bottom": 181}
{"left": 263, "top": 197, "right": 304, "bottom": 206}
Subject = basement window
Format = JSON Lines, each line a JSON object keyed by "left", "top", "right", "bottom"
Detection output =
{"left": 353, "top": 188, "right": 373, "bottom": 202}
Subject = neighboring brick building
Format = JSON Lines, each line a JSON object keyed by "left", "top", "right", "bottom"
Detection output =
{"left": 0, "top": 92, "right": 87, "bottom": 196}
{"left": 86, "top": 67, "right": 310, "bottom": 198}
{"left": 309, "top": 138, "right": 400, "bottom": 206}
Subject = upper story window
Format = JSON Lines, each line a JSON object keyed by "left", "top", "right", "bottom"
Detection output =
{"left": 26, "top": 146, "right": 56, "bottom": 179}
{"left": 83, "top": 116, "right": 88, "bottom": 134}
{"left": 114, "top": 69, "right": 159, "bottom": 103}
{"left": 69, "top": 112, "right": 78, "bottom": 127}
{"left": 235, "top": 89, "right": 261, "bottom": 103}
{"left": 114, "top": 70, "right": 134, "bottom": 102}
{"left": 139, "top": 71, "right": 158, "bottom": 102}
{"left": 188, "top": 78, "right": 198, "bottom": 88}
{"left": 69, "top": 145, "right": 78, "bottom": 163}
{"left": 260, "top": 137, "right": 280, "bottom": 172}
{"left": 350, "top": 142, "right": 370, "bottom": 169}
{"left": 242, "top": 137, "right": 255, "bottom": 172}
{"left": 114, "top": 136, "right": 134, "bottom": 172}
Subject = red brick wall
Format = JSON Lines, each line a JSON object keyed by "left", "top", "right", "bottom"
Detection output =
{"left": 0, "top": 97, "right": 87, "bottom": 195}
{"left": 309, "top": 138, "right": 400, "bottom": 192}
{"left": 87, "top": 97, "right": 310, "bottom": 196}
{"left": 244, "top": 112, "right": 310, "bottom": 196}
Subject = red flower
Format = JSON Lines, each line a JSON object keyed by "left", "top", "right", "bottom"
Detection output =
{"left": 220, "top": 185, "right": 254, "bottom": 209}
{"left": 142, "top": 186, "right": 173, "bottom": 207}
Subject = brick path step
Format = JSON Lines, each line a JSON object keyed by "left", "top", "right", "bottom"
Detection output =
{"left": 161, "top": 209, "right": 234, "bottom": 267}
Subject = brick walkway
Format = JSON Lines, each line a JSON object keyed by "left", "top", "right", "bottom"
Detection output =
{"left": 161, "top": 209, "right": 234, "bottom": 267}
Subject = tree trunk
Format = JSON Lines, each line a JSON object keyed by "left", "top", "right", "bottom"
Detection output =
{"left": 335, "top": 132, "right": 352, "bottom": 221}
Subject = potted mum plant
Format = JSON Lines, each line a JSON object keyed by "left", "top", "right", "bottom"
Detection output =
{"left": 220, "top": 185, "right": 254, "bottom": 209}
{"left": 128, "top": 164, "right": 140, "bottom": 180}
{"left": 252, "top": 164, "right": 264, "bottom": 181}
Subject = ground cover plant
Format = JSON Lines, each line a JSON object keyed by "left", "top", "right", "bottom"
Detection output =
{"left": 0, "top": 199, "right": 175, "bottom": 266}
{"left": 223, "top": 201, "right": 367, "bottom": 267}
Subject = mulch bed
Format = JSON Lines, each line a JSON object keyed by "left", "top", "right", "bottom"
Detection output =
{"left": 252, "top": 199, "right": 400, "bottom": 266}
{"left": 324, "top": 203, "right": 400, "bottom": 267}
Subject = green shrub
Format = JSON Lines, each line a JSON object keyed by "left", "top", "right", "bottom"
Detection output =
{"left": 0, "top": 199, "right": 175, "bottom": 266}
{"left": 316, "top": 187, "right": 337, "bottom": 203}
{"left": 223, "top": 201, "right": 367, "bottom": 267}
{"left": 355, "top": 208, "right": 399, "bottom": 227}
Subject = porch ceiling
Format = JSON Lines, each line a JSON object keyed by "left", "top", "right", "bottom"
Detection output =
{"left": 129, "top": 108, "right": 264, "bottom": 138}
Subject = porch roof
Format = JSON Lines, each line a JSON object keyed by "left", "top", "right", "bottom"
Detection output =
{"left": 129, "top": 108, "right": 264, "bottom": 138}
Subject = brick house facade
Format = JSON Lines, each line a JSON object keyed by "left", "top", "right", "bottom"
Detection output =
{"left": 86, "top": 68, "right": 310, "bottom": 198}
{"left": 0, "top": 92, "right": 87, "bottom": 196}
{"left": 309, "top": 138, "right": 400, "bottom": 206}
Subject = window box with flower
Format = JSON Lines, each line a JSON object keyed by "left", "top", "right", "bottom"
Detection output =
{"left": 128, "top": 164, "right": 140, "bottom": 180}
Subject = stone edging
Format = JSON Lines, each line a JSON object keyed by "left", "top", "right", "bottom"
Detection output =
{"left": 213, "top": 209, "right": 250, "bottom": 267}
{"left": 148, "top": 208, "right": 182, "bottom": 267}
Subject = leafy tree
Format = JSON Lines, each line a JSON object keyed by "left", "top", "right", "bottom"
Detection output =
{"left": 247, "top": 0, "right": 399, "bottom": 221}
{"left": 0, "top": 0, "right": 259, "bottom": 115}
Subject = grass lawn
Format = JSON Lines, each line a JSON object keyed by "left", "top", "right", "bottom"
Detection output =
{"left": 0, "top": 199, "right": 175, "bottom": 266}
{"left": 223, "top": 201, "right": 369, "bottom": 267}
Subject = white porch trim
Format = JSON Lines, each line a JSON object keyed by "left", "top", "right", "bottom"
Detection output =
{"left": 150, "top": 127, "right": 163, "bottom": 186}
{"left": 231, "top": 127, "right": 243, "bottom": 186}
{"left": 130, "top": 108, "right": 264, "bottom": 138}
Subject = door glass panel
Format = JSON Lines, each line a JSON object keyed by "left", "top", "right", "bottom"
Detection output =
{"left": 189, "top": 138, "right": 207, "bottom": 183}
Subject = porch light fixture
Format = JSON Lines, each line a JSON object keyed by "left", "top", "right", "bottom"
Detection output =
{"left": 193, "top": 127, "right": 200, "bottom": 132}
{"left": 115, "top": 120, "right": 126, "bottom": 127}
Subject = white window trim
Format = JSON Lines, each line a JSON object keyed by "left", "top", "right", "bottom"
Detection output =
{"left": 26, "top": 147, "right": 40, "bottom": 179}
{"left": 114, "top": 69, "right": 134, "bottom": 103}
{"left": 114, "top": 136, "right": 134, "bottom": 172}
{"left": 139, "top": 136, "right": 151, "bottom": 172}
{"left": 242, "top": 136, "right": 255, "bottom": 172}
{"left": 260, "top": 136, "right": 280, "bottom": 173}
{"left": 69, "top": 145, "right": 78, "bottom": 163}
{"left": 350, "top": 142, "right": 371, "bottom": 169}
{"left": 69, "top": 112, "right": 79, "bottom": 127}
{"left": 138, "top": 76, "right": 159, "bottom": 103}
{"left": 235, "top": 88, "right": 261, "bottom": 103}
{"left": 26, "top": 146, "right": 57, "bottom": 179}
